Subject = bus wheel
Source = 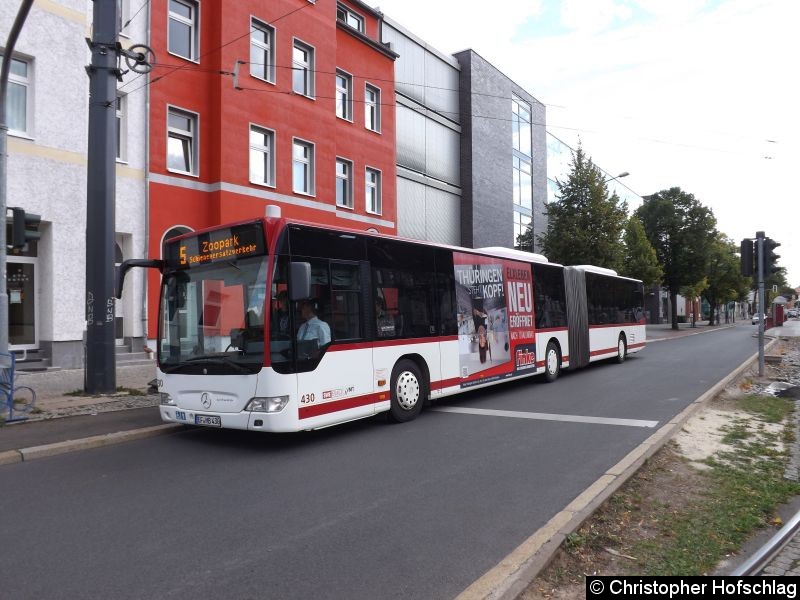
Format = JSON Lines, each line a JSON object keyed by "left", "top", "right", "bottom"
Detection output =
{"left": 616, "top": 334, "right": 627, "bottom": 364}
{"left": 388, "top": 359, "right": 425, "bottom": 423}
{"left": 544, "top": 342, "right": 560, "bottom": 383}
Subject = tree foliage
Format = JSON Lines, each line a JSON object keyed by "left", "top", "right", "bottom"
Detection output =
{"left": 620, "top": 216, "right": 663, "bottom": 287}
{"left": 534, "top": 144, "right": 629, "bottom": 270}
{"left": 703, "top": 235, "right": 750, "bottom": 325}
{"left": 635, "top": 187, "right": 717, "bottom": 329}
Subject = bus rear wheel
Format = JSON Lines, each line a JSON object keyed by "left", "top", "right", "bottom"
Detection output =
{"left": 388, "top": 359, "right": 425, "bottom": 423}
{"left": 544, "top": 341, "right": 560, "bottom": 383}
{"left": 616, "top": 334, "right": 627, "bottom": 364}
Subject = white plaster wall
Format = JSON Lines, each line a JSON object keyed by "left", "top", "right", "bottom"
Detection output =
{"left": 1, "top": 0, "right": 148, "bottom": 353}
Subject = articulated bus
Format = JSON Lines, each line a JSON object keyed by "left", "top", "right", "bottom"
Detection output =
{"left": 118, "top": 206, "right": 645, "bottom": 433}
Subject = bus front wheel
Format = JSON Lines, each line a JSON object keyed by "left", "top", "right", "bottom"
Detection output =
{"left": 616, "top": 334, "right": 627, "bottom": 364}
{"left": 544, "top": 341, "right": 560, "bottom": 383}
{"left": 388, "top": 359, "right": 425, "bottom": 423}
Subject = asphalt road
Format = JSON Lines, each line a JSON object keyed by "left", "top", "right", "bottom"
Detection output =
{"left": 0, "top": 324, "right": 758, "bottom": 599}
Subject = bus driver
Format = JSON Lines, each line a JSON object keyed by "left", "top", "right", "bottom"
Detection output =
{"left": 297, "top": 300, "right": 331, "bottom": 347}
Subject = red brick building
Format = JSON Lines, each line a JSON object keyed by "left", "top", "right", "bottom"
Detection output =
{"left": 146, "top": 0, "right": 397, "bottom": 337}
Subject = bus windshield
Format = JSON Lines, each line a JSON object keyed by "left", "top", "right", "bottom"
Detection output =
{"left": 159, "top": 255, "right": 269, "bottom": 375}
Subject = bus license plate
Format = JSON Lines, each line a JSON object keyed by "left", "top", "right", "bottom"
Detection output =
{"left": 195, "top": 414, "right": 221, "bottom": 427}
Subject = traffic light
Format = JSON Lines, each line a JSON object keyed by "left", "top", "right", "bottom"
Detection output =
{"left": 740, "top": 239, "right": 753, "bottom": 276}
{"left": 10, "top": 207, "right": 41, "bottom": 249}
{"left": 764, "top": 237, "right": 781, "bottom": 275}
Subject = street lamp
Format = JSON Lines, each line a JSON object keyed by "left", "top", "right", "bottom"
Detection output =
{"left": 602, "top": 171, "right": 629, "bottom": 184}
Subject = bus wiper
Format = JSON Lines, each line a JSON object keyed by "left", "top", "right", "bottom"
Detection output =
{"left": 184, "top": 355, "right": 253, "bottom": 373}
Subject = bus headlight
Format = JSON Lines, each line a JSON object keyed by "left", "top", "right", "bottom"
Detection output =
{"left": 246, "top": 396, "right": 289, "bottom": 413}
{"left": 160, "top": 392, "right": 175, "bottom": 406}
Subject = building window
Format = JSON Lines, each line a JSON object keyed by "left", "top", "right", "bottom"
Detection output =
{"left": 116, "top": 94, "right": 127, "bottom": 161}
{"left": 513, "top": 155, "right": 532, "bottom": 210}
{"left": 167, "top": 107, "right": 197, "bottom": 175}
{"left": 336, "top": 158, "right": 353, "bottom": 209}
{"left": 250, "top": 19, "right": 275, "bottom": 83}
{"left": 336, "top": 4, "right": 364, "bottom": 32}
{"left": 513, "top": 211, "right": 531, "bottom": 244}
{"left": 1, "top": 54, "right": 31, "bottom": 135}
{"left": 335, "top": 70, "right": 353, "bottom": 121}
{"left": 365, "top": 84, "right": 380, "bottom": 132}
{"left": 168, "top": 0, "right": 198, "bottom": 61}
{"left": 250, "top": 125, "right": 275, "bottom": 186}
{"left": 117, "top": 0, "right": 130, "bottom": 36}
{"left": 365, "top": 167, "right": 381, "bottom": 214}
{"left": 292, "top": 40, "right": 314, "bottom": 97}
{"left": 293, "top": 139, "right": 315, "bottom": 195}
{"left": 512, "top": 95, "right": 532, "bottom": 157}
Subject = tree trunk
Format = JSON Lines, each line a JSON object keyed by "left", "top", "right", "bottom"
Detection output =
{"left": 670, "top": 288, "right": 679, "bottom": 330}
{"left": 708, "top": 300, "right": 717, "bottom": 325}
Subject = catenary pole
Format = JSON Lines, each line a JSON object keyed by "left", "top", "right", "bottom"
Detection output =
{"left": 756, "top": 231, "right": 765, "bottom": 377}
{"left": 85, "top": 0, "right": 120, "bottom": 393}
{"left": 0, "top": 0, "right": 35, "bottom": 355}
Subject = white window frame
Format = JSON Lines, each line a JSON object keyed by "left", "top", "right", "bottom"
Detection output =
{"left": 292, "top": 39, "right": 315, "bottom": 98}
{"left": 250, "top": 17, "right": 275, "bottom": 84}
{"left": 166, "top": 105, "right": 199, "bottom": 176}
{"left": 512, "top": 94, "right": 532, "bottom": 158}
{"left": 118, "top": 0, "right": 131, "bottom": 38}
{"left": 365, "top": 166, "right": 382, "bottom": 215}
{"left": 335, "top": 69, "right": 353, "bottom": 121}
{"left": 336, "top": 4, "right": 365, "bottom": 33}
{"left": 2, "top": 53, "right": 33, "bottom": 137}
{"left": 116, "top": 93, "right": 127, "bottom": 163}
{"left": 513, "top": 210, "right": 531, "bottom": 242}
{"left": 365, "top": 83, "right": 381, "bottom": 133}
{"left": 168, "top": 0, "right": 199, "bottom": 62}
{"left": 292, "top": 138, "right": 315, "bottom": 196}
{"left": 335, "top": 157, "right": 354, "bottom": 209}
{"left": 249, "top": 124, "right": 275, "bottom": 188}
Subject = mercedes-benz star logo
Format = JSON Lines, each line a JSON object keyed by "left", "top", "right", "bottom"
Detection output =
{"left": 200, "top": 392, "right": 212, "bottom": 409}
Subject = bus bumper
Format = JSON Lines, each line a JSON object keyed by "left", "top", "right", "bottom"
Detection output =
{"left": 159, "top": 407, "right": 298, "bottom": 432}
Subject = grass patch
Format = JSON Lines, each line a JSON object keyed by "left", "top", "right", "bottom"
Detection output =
{"left": 65, "top": 386, "right": 145, "bottom": 397}
{"left": 621, "top": 395, "right": 799, "bottom": 576}
{"left": 737, "top": 394, "right": 794, "bottom": 423}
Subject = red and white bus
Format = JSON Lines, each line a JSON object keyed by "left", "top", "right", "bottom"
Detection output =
{"left": 119, "top": 207, "right": 645, "bottom": 432}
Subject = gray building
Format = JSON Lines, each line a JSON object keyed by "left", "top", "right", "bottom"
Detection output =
{"left": 381, "top": 18, "right": 548, "bottom": 252}
{"left": 455, "top": 49, "right": 547, "bottom": 251}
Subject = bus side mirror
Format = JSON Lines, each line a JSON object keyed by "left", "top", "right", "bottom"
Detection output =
{"left": 289, "top": 261, "right": 311, "bottom": 301}
{"left": 116, "top": 259, "right": 164, "bottom": 299}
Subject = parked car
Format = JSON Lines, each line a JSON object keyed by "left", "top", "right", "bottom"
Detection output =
{"left": 752, "top": 313, "right": 768, "bottom": 325}
{"left": 787, "top": 308, "right": 799, "bottom": 319}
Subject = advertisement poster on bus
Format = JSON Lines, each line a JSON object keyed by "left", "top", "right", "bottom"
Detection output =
{"left": 454, "top": 252, "right": 536, "bottom": 387}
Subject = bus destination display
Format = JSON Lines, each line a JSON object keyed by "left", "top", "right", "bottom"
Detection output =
{"left": 166, "top": 222, "right": 266, "bottom": 268}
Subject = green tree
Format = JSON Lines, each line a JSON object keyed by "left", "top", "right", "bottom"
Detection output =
{"left": 703, "top": 235, "right": 749, "bottom": 325}
{"left": 620, "top": 215, "right": 663, "bottom": 287}
{"left": 635, "top": 187, "right": 717, "bottom": 330}
{"left": 532, "top": 144, "right": 628, "bottom": 270}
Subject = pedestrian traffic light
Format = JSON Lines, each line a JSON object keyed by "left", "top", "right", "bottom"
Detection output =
{"left": 10, "top": 207, "right": 41, "bottom": 249}
{"left": 764, "top": 237, "right": 781, "bottom": 275}
{"left": 740, "top": 239, "right": 753, "bottom": 276}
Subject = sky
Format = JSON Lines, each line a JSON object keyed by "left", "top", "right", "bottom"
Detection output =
{"left": 371, "top": 0, "right": 799, "bottom": 289}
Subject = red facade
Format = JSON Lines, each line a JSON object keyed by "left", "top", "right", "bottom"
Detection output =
{"left": 147, "top": 0, "right": 397, "bottom": 337}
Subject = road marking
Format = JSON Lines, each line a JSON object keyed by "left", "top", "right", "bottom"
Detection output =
{"left": 431, "top": 406, "right": 659, "bottom": 428}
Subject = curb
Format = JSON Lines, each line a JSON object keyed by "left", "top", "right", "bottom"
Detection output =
{"left": 0, "top": 423, "right": 182, "bottom": 466}
{"left": 456, "top": 337, "right": 779, "bottom": 600}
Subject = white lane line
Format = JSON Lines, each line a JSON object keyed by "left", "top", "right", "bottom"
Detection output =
{"left": 431, "top": 406, "right": 659, "bottom": 428}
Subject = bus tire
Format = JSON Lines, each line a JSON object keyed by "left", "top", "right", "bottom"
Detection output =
{"left": 544, "top": 341, "right": 560, "bottom": 383}
{"left": 388, "top": 359, "right": 425, "bottom": 423}
{"left": 616, "top": 334, "right": 627, "bottom": 364}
